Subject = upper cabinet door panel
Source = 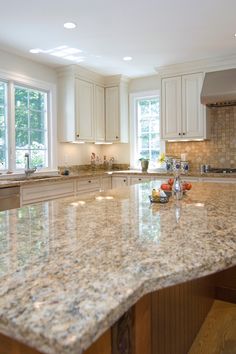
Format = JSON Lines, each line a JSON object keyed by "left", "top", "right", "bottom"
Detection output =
{"left": 161, "top": 77, "right": 182, "bottom": 139}
{"left": 76, "top": 79, "right": 94, "bottom": 141}
{"left": 94, "top": 85, "right": 105, "bottom": 141}
{"left": 105, "top": 86, "right": 119, "bottom": 142}
{"left": 182, "top": 73, "right": 204, "bottom": 138}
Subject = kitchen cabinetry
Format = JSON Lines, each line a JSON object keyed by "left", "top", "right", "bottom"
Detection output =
{"left": 129, "top": 176, "right": 152, "bottom": 185}
{"left": 75, "top": 79, "right": 94, "bottom": 141}
{"left": 100, "top": 176, "right": 112, "bottom": 191}
{"left": 21, "top": 181, "right": 75, "bottom": 206}
{"left": 105, "top": 77, "right": 129, "bottom": 143}
{"left": 94, "top": 85, "right": 105, "bottom": 142}
{"left": 161, "top": 73, "right": 208, "bottom": 140}
{"left": 112, "top": 176, "right": 129, "bottom": 189}
{"left": 0, "top": 187, "right": 20, "bottom": 211}
{"left": 58, "top": 66, "right": 128, "bottom": 143}
{"left": 76, "top": 177, "right": 101, "bottom": 195}
{"left": 58, "top": 66, "right": 105, "bottom": 142}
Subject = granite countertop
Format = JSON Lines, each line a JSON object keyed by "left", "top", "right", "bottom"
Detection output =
{"left": 0, "top": 169, "right": 235, "bottom": 189}
{"left": 0, "top": 182, "right": 236, "bottom": 354}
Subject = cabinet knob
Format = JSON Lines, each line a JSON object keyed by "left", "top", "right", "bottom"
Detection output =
{"left": 178, "top": 133, "right": 181, "bottom": 136}
{"left": 88, "top": 180, "right": 91, "bottom": 183}
{"left": 183, "top": 132, "right": 186, "bottom": 135}
{"left": 139, "top": 178, "right": 142, "bottom": 181}
{"left": 123, "top": 179, "right": 126, "bottom": 182}
{"left": 116, "top": 136, "right": 119, "bottom": 139}
{"left": 76, "top": 133, "right": 80, "bottom": 137}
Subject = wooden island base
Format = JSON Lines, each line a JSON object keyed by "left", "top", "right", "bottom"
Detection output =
{"left": 1, "top": 266, "right": 236, "bottom": 354}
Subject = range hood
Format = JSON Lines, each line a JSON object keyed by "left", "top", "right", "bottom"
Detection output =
{"left": 200, "top": 68, "right": 236, "bottom": 107}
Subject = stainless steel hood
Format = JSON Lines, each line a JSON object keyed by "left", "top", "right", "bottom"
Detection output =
{"left": 200, "top": 68, "right": 236, "bottom": 107}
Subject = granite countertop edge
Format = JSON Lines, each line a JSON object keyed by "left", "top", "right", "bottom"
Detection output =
{"left": 0, "top": 170, "right": 236, "bottom": 188}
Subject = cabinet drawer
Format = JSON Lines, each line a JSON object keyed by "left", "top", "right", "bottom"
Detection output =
{"left": 76, "top": 178, "right": 101, "bottom": 194}
{"left": 21, "top": 181, "right": 75, "bottom": 205}
{"left": 130, "top": 177, "right": 152, "bottom": 185}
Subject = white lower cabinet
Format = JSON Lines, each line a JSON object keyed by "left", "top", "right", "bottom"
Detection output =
{"left": 129, "top": 176, "right": 152, "bottom": 185}
{"left": 201, "top": 178, "right": 236, "bottom": 184}
{"left": 112, "top": 176, "right": 129, "bottom": 189}
{"left": 100, "top": 176, "right": 112, "bottom": 191}
{"left": 76, "top": 177, "right": 101, "bottom": 195}
{"left": 21, "top": 181, "right": 75, "bottom": 206}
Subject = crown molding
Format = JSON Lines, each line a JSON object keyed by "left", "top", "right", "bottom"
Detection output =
{"left": 155, "top": 53, "right": 236, "bottom": 77}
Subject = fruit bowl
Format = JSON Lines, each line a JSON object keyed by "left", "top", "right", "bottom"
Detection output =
{"left": 149, "top": 195, "right": 169, "bottom": 204}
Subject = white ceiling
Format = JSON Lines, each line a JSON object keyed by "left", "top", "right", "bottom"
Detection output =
{"left": 1, "top": 0, "right": 236, "bottom": 78}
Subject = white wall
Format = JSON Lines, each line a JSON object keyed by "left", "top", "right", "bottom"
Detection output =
{"left": 129, "top": 74, "right": 161, "bottom": 93}
{"left": 58, "top": 143, "right": 102, "bottom": 166}
{"left": 101, "top": 144, "right": 130, "bottom": 164}
{"left": 102, "top": 74, "right": 161, "bottom": 164}
{"left": 0, "top": 49, "right": 57, "bottom": 84}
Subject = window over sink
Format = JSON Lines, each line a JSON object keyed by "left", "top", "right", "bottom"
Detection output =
{"left": 0, "top": 76, "right": 56, "bottom": 173}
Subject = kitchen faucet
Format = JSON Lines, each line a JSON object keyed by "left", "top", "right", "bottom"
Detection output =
{"left": 24, "top": 153, "right": 36, "bottom": 177}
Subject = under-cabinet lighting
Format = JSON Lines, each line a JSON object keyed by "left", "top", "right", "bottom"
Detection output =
{"left": 167, "top": 139, "right": 204, "bottom": 142}
{"left": 70, "top": 141, "right": 85, "bottom": 144}
{"left": 94, "top": 142, "right": 113, "bottom": 145}
{"left": 195, "top": 203, "right": 204, "bottom": 207}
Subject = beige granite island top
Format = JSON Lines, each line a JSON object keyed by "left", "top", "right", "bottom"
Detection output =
{"left": 0, "top": 182, "right": 236, "bottom": 354}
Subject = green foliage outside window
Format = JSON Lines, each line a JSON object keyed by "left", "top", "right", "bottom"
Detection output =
{"left": 137, "top": 98, "right": 160, "bottom": 167}
{"left": 15, "top": 86, "right": 48, "bottom": 169}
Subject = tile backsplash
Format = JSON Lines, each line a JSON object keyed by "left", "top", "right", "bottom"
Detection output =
{"left": 166, "top": 106, "right": 236, "bottom": 172}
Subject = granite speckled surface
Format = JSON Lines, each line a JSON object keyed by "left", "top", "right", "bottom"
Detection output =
{"left": 0, "top": 170, "right": 235, "bottom": 189}
{"left": 0, "top": 182, "right": 236, "bottom": 354}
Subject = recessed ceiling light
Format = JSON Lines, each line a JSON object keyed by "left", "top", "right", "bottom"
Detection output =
{"left": 234, "top": 33, "right": 236, "bottom": 38}
{"left": 64, "top": 22, "right": 77, "bottom": 29}
{"left": 29, "top": 48, "right": 42, "bottom": 54}
{"left": 123, "top": 56, "right": 133, "bottom": 61}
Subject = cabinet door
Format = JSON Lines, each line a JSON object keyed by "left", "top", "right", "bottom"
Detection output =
{"left": 161, "top": 77, "right": 182, "bottom": 139}
{"left": 182, "top": 73, "right": 205, "bottom": 138}
{"left": 130, "top": 177, "right": 152, "bottom": 185}
{"left": 112, "top": 176, "right": 128, "bottom": 189}
{"left": 105, "top": 86, "right": 120, "bottom": 142}
{"left": 100, "top": 176, "right": 112, "bottom": 191}
{"left": 21, "top": 181, "right": 75, "bottom": 205}
{"left": 94, "top": 85, "right": 105, "bottom": 141}
{"left": 76, "top": 79, "right": 94, "bottom": 141}
{"left": 76, "top": 177, "right": 101, "bottom": 194}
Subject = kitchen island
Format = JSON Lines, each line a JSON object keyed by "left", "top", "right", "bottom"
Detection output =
{"left": 0, "top": 181, "right": 236, "bottom": 354}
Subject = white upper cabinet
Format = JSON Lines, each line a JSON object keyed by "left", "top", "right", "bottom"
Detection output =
{"left": 57, "top": 66, "right": 105, "bottom": 142}
{"left": 94, "top": 85, "right": 105, "bottom": 142}
{"left": 105, "top": 77, "right": 129, "bottom": 143}
{"left": 76, "top": 79, "right": 94, "bottom": 141}
{"left": 161, "top": 76, "right": 182, "bottom": 139}
{"left": 57, "top": 66, "right": 128, "bottom": 143}
{"left": 161, "top": 72, "right": 207, "bottom": 141}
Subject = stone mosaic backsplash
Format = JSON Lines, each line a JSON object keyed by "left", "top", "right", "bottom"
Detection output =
{"left": 166, "top": 106, "right": 236, "bottom": 172}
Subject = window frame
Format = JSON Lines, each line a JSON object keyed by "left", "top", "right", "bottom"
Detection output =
{"left": 129, "top": 90, "right": 165, "bottom": 170}
{"left": 0, "top": 70, "right": 57, "bottom": 173}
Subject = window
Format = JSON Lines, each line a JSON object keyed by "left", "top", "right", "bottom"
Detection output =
{"left": 0, "top": 81, "right": 8, "bottom": 170}
{"left": 15, "top": 86, "right": 48, "bottom": 169}
{"left": 130, "top": 91, "right": 164, "bottom": 169}
{"left": 0, "top": 77, "right": 55, "bottom": 173}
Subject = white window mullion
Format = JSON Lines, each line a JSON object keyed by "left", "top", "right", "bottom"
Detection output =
{"left": 7, "top": 81, "right": 15, "bottom": 171}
